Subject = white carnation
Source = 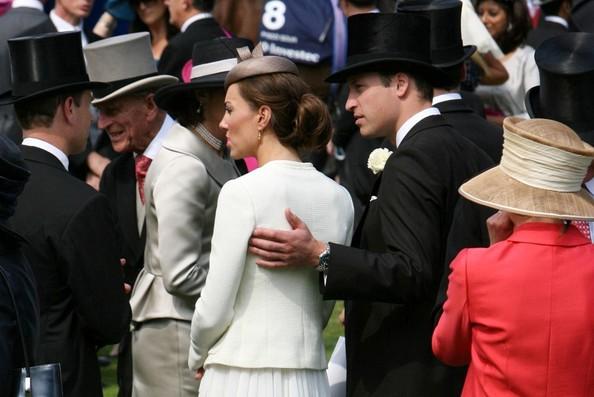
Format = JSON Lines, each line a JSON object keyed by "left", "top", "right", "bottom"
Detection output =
{"left": 367, "top": 148, "right": 393, "bottom": 175}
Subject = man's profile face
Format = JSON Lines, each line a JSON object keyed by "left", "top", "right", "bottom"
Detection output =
{"left": 96, "top": 95, "right": 154, "bottom": 154}
{"left": 57, "top": 0, "right": 94, "bottom": 20}
{"left": 345, "top": 72, "right": 400, "bottom": 141}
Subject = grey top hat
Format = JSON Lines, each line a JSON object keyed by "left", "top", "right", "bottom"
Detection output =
{"left": 84, "top": 32, "right": 178, "bottom": 104}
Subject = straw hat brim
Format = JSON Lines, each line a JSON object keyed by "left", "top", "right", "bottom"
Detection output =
{"left": 92, "top": 75, "right": 178, "bottom": 105}
{"left": 459, "top": 166, "right": 594, "bottom": 220}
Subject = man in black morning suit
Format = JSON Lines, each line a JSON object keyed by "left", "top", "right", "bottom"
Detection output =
{"left": 248, "top": 12, "right": 493, "bottom": 396}
{"left": 0, "top": 32, "right": 130, "bottom": 397}
{"left": 398, "top": 0, "right": 503, "bottom": 163}
{"left": 158, "top": 0, "right": 226, "bottom": 79}
{"left": 526, "top": 0, "right": 571, "bottom": 50}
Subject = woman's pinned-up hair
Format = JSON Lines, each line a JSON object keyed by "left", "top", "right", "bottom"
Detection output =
{"left": 236, "top": 72, "right": 332, "bottom": 151}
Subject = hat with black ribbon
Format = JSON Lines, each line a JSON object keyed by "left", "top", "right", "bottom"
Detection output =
{"left": 0, "top": 32, "right": 107, "bottom": 105}
{"left": 84, "top": 32, "right": 178, "bottom": 105}
{"left": 155, "top": 37, "right": 253, "bottom": 116}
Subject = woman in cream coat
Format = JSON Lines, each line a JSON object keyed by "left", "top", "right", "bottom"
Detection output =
{"left": 188, "top": 52, "right": 354, "bottom": 396}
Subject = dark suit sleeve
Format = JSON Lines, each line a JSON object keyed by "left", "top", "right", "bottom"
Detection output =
{"left": 58, "top": 194, "right": 130, "bottom": 345}
{"left": 323, "top": 146, "right": 446, "bottom": 303}
{"left": 157, "top": 41, "right": 183, "bottom": 79}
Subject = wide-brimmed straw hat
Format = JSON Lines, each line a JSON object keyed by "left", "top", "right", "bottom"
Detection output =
{"left": 325, "top": 12, "right": 447, "bottom": 85}
{"left": 84, "top": 32, "right": 178, "bottom": 105}
{"left": 155, "top": 37, "right": 252, "bottom": 116}
{"left": 459, "top": 117, "right": 594, "bottom": 220}
{"left": 0, "top": 32, "right": 107, "bottom": 105}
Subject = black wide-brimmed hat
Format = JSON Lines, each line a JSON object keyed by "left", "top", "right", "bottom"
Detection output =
{"left": 0, "top": 32, "right": 106, "bottom": 105}
{"left": 155, "top": 37, "right": 253, "bottom": 115}
{"left": 397, "top": 0, "right": 476, "bottom": 68}
{"left": 326, "top": 12, "right": 447, "bottom": 84}
{"left": 0, "top": 134, "right": 30, "bottom": 239}
{"left": 84, "top": 32, "right": 178, "bottom": 105}
{"left": 525, "top": 33, "right": 594, "bottom": 145}
{"left": 572, "top": 0, "right": 594, "bottom": 33}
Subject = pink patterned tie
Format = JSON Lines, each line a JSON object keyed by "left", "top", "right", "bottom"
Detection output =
{"left": 573, "top": 220, "right": 591, "bottom": 241}
{"left": 135, "top": 155, "right": 152, "bottom": 205}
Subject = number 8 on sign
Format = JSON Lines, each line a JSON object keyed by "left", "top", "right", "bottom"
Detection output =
{"left": 262, "top": 0, "right": 286, "bottom": 31}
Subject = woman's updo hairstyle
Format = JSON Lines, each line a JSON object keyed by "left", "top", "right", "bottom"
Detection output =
{"left": 236, "top": 73, "right": 331, "bottom": 151}
{"left": 225, "top": 51, "right": 332, "bottom": 151}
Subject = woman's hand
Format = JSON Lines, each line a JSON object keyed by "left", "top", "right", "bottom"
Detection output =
{"left": 486, "top": 211, "right": 514, "bottom": 245}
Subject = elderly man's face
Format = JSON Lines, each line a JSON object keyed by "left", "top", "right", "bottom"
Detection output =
{"left": 96, "top": 94, "right": 156, "bottom": 154}
{"left": 57, "top": 0, "right": 94, "bottom": 20}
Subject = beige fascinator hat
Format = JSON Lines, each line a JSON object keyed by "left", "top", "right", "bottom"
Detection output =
{"left": 460, "top": 117, "right": 594, "bottom": 220}
{"left": 224, "top": 43, "right": 299, "bottom": 89}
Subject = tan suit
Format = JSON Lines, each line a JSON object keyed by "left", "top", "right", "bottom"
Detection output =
{"left": 130, "top": 123, "right": 238, "bottom": 397}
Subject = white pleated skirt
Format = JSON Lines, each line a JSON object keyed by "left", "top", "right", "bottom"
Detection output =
{"left": 198, "top": 365, "right": 330, "bottom": 397}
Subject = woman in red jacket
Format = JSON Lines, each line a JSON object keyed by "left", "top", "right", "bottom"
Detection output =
{"left": 433, "top": 116, "right": 594, "bottom": 397}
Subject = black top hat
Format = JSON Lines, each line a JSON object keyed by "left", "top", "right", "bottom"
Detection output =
{"left": 525, "top": 33, "right": 594, "bottom": 143}
{"left": 326, "top": 13, "right": 447, "bottom": 84}
{"left": 396, "top": 0, "right": 476, "bottom": 68}
{"left": 0, "top": 32, "right": 106, "bottom": 106}
{"left": 572, "top": 0, "right": 594, "bottom": 33}
{"left": 155, "top": 37, "right": 253, "bottom": 116}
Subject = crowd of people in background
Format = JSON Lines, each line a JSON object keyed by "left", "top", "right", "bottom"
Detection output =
{"left": 1, "top": 0, "right": 594, "bottom": 396}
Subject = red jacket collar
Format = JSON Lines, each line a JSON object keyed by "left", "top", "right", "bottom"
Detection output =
{"left": 507, "top": 222, "right": 591, "bottom": 247}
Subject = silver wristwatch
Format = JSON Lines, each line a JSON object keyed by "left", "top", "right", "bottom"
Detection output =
{"left": 316, "top": 244, "right": 331, "bottom": 274}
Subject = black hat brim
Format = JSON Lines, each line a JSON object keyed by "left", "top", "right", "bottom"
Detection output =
{"left": 525, "top": 85, "right": 540, "bottom": 119}
{"left": 326, "top": 57, "right": 449, "bottom": 86}
{"left": 154, "top": 72, "right": 226, "bottom": 115}
{"left": 434, "top": 45, "right": 476, "bottom": 68}
{"left": 0, "top": 81, "right": 107, "bottom": 106}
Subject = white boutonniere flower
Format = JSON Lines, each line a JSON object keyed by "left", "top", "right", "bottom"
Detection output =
{"left": 367, "top": 148, "right": 393, "bottom": 175}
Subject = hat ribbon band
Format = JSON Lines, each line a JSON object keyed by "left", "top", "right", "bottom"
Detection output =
{"left": 500, "top": 129, "right": 593, "bottom": 192}
{"left": 190, "top": 58, "right": 238, "bottom": 80}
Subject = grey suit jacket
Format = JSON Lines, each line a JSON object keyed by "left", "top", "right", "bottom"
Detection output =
{"left": 0, "top": 6, "right": 56, "bottom": 143}
{"left": 130, "top": 123, "right": 239, "bottom": 323}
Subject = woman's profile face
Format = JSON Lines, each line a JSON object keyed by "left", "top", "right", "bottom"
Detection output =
{"left": 220, "top": 84, "right": 260, "bottom": 159}
{"left": 135, "top": 0, "right": 167, "bottom": 27}
{"left": 478, "top": 0, "right": 509, "bottom": 41}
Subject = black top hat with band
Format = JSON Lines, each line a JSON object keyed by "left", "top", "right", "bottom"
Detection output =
{"left": 397, "top": 0, "right": 476, "bottom": 68}
{"left": 84, "top": 33, "right": 178, "bottom": 105}
{"left": 326, "top": 13, "right": 447, "bottom": 84}
{"left": 0, "top": 32, "right": 106, "bottom": 105}
{"left": 525, "top": 33, "right": 594, "bottom": 145}
{"left": 155, "top": 37, "right": 253, "bottom": 117}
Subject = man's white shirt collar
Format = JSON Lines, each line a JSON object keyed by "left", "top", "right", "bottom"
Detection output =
{"left": 432, "top": 92, "right": 462, "bottom": 106}
{"left": 50, "top": 9, "right": 87, "bottom": 46}
{"left": 181, "top": 12, "right": 213, "bottom": 32}
{"left": 22, "top": 137, "right": 69, "bottom": 170}
{"left": 142, "top": 115, "right": 175, "bottom": 160}
{"left": 544, "top": 16, "right": 569, "bottom": 29}
{"left": 395, "top": 107, "right": 441, "bottom": 148}
{"left": 11, "top": 0, "right": 43, "bottom": 11}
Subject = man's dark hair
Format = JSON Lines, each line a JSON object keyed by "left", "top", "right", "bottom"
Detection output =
{"left": 14, "top": 91, "right": 84, "bottom": 130}
{"left": 192, "top": 0, "right": 215, "bottom": 11}
{"left": 378, "top": 69, "right": 434, "bottom": 102}
{"left": 540, "top": 0, "right": 564, "bottom": 16}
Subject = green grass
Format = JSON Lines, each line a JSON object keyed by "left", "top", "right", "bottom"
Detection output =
{"left": 100, "top": 302, "right": 345, "bottom": 397}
